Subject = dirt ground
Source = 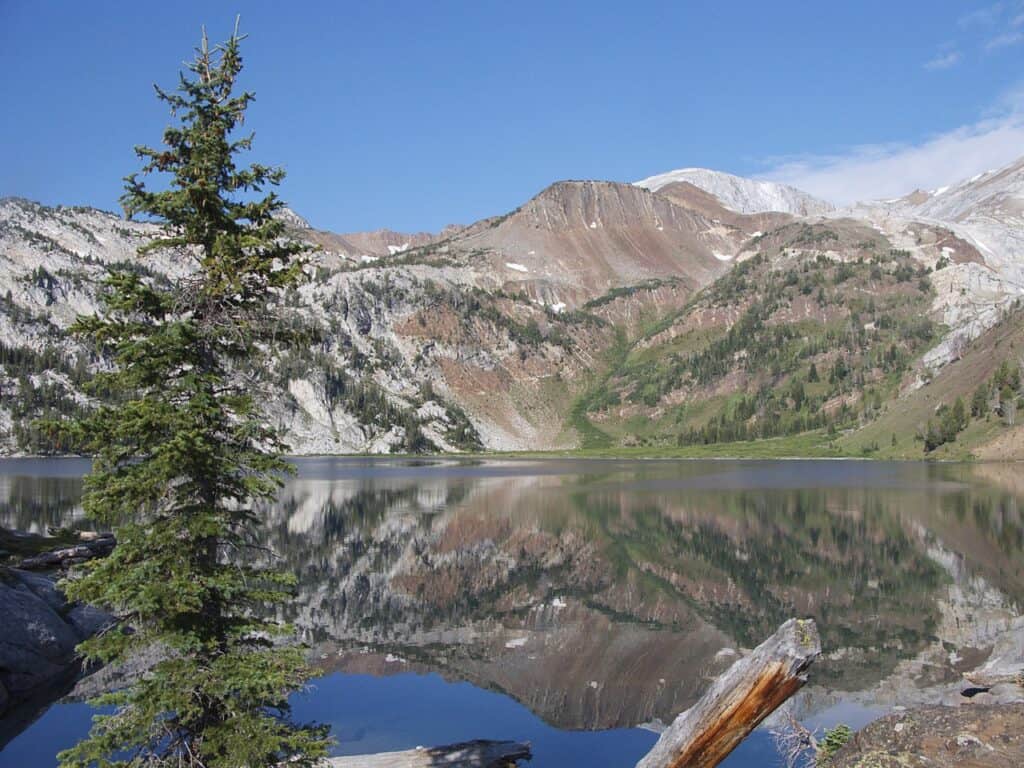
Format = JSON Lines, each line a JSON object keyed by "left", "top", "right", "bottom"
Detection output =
{"left": 972, "top": 425, "right": 1024, "bottom": 460}
{"left": 830, "top": 703, "right": 1024, "bottom": 768}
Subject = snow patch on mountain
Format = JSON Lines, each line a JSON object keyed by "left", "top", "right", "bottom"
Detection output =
{"left": 634, "top": 168, "right": 834, "bottom": 217}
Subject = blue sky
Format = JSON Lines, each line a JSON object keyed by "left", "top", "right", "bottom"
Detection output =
{"left": 2, "top": 1, "right": 1023, "bottom": 232}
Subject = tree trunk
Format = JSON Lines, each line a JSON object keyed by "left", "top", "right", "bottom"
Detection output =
{"left": 636, "top": 618, "right": 821, "bottom": 768}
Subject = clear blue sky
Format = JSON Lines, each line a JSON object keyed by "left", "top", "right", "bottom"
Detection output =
{"left": 2, "top": 1, "right": 1023, "bottom": 232}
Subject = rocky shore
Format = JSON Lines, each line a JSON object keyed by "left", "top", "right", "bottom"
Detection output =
{"left": 0, "top": 565, "right": 111, "bottom": 747}
{"left": 0, "top": 529, "right": 115, "bottom": 738}
{"left": 831, "top": 703, "right": 1024, "bottom": 767}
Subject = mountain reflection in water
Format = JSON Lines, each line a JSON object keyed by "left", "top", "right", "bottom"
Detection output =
{"left": 263, "top": 458, "right": 1023, "bottom": 730}
{"left": 2, "top": 458, "right": 1022, "bottom": 738}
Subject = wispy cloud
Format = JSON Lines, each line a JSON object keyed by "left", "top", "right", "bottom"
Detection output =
{"left": 986, "top": 30, "right": 1024, "bottom": 49}
{"left": 959, "top": 2, "right": 1005, "bottom": 26}
{"left": 924, "top": 50, "right": 962, "bottom": 70}
{"left": 759, "top": 89, "right": 1024, "bottom": 204}
{"left": 950, "top": 2, "right": 1024, "bottom": 58}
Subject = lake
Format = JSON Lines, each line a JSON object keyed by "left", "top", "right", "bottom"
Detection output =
{"left": 2, "top": 457, "right": 1023, "bottom": 766}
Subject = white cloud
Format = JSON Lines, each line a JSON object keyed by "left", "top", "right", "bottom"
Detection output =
{"left": 924, "top": 50, "right": 962, "bottom": 69}
{"left": 760, "top": 89, "right": 1024, "bottom": 204}
{"left": 986, "top": 30, "right": 1024, "bottom": 49}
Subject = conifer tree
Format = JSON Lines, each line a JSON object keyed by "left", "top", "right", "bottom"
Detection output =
{"left": 57, "top": 23, "right": 331, "bottom": 768}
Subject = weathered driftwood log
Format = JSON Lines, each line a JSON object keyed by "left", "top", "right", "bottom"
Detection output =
{"left": 325, "top": 740, "right": 531, "bottom": 767}
{"left": 636, "top": 618, "right": 821, "bottom": 768}
{"left": 18, "top": 533, "right": 116, "bottom": 570}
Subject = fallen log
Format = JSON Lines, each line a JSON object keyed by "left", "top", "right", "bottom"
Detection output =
{"left": 17, "top": 533, "right": 116, "bottom": 570}
{"left": 325, "top": 740, "right": 531, "bottom": 767}
{"left": 636, "top": 618, "right": 821, "bottom": 768}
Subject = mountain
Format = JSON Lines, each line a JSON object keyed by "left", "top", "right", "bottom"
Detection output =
{"left": 272, "top": 207, "right": 311, "bottom": 229}
{"left": 573, "top": 218, "right": 942, "bottom": 448}
{"left": 439, "top": 180, "right": 751, "bottom": 308}
{"left": 844, "top": 157, "right": 1024, "bottom": 374}
{"left": 4, "top": 154, "right": 1024, "bottom": 458}
{"left": 873, "top": 157, "right": 1024, "bottom": 287}
{"left": 0, "top": 196, "right": 601, "bottom": 454}
{"left": 634, "top": 167, "right": 834, "bottom": 217}
{"left": 286, "top": 224, "right": 450, "bottom": 263}
{"left": 887, "top": 157, "right": 1024, "bottom": 222}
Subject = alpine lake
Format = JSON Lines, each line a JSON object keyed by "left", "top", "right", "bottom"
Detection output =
{"left": 2, "top": 457, "right": 1022, "bottom": 767}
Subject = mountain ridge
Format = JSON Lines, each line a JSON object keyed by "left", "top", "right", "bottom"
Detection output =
{"left": 4, "top": 155, "right": 1024, "bottom": 457}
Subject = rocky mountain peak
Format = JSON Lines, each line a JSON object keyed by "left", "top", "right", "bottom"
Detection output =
{"left": 517, "top": 179, "right": 687, "bottom": 232}
{"left": 633, "top": 167, "right": 834, "bottom": 217}
{"left": 273, "top": 207, "right": 311, "bottom": 229}
{"left": 885, "top": 155, "right": 1024, "bottom": 223}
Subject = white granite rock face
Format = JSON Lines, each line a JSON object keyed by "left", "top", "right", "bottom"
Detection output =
{"left": 0, "top": 198, "right": 491, "bottom": 454}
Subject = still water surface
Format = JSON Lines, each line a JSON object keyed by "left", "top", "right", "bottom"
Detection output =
{"left": 2, "top": 457, "right": 1023, "bottom": 766}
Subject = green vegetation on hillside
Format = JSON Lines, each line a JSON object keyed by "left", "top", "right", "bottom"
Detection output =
{"left": 509, "top": 430, "right": 845, "bottom": 459}
{"left": 915, "top": 352, "right": 1024, "bottom": 454}
{"left": 838, "top": 302, "right": 1024, "bottom": 460}
{"left": 574, "top": 243, "right": 940, "bottom": 452}
{"left": 582, "top": 277, "right": 683, "bottom": 310}
{"left": 568, "top": 329, "right": 629, "bottom": 449}
{"left": 0, "top": 342, "right": 96, "bottom": 453}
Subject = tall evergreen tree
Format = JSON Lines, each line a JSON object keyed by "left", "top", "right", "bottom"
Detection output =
{"left": 56, "top": 24, "right": 331, "bottom": 768}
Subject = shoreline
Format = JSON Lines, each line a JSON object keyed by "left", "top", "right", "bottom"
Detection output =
{"left": 2, "top": 450, "right": 1021, "bottom": 464}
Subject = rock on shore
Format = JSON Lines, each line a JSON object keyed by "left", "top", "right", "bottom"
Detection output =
{"left": 0, "top": 567, "right": 112, "bottom": 716}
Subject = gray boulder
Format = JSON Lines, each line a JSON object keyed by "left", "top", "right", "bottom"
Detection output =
{"left": 0, "top": 567, "right": 112, "bottom": 714}
{"left": 66, "top": 604, "right": 115, "bottom": 640}
{"left": 7, "top": 568, "right": 68, "bottom": 614}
